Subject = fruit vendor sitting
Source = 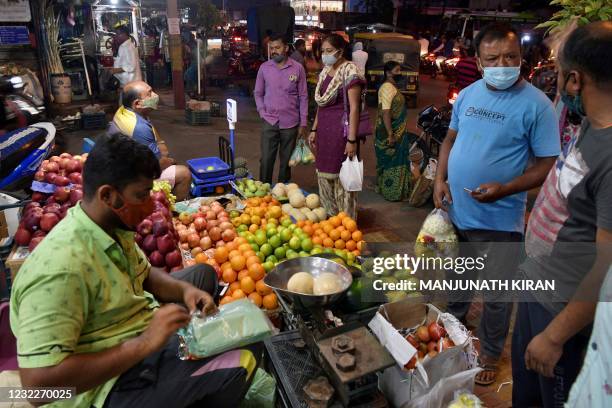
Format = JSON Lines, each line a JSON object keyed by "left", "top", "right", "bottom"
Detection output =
{"left": 109, "top": 80, "right": 192, "bottom": 201}
{"left": 10, "top": 133, "right": 261, "bottom": 407}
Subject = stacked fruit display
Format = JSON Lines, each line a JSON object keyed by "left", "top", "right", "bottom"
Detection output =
{"left": 212, "top": 236, "right": 279, "bottom": 310}
{"left": 14, "top": 153, "right": 87, "bottom": 251}
{"left": 234, "top": 179, "right": 270, "bottom": 198}
{"left": 297, "top": 213, "right": 363, "bottom": 256}
{"left": 174, "top": 201, "right": 237, "bottom": 272}
{"left": 403, "top": 321, "right": 455, "bottom": 370}
{"left": 272, "top": 183, "right": 328, "bottom": 222}
{"left": 135, "top": 188, "right": 182, "bottom": 271}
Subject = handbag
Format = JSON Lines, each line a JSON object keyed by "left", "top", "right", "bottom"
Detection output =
{"left": 342, "top": 78, "right": 372, "bottom": 141}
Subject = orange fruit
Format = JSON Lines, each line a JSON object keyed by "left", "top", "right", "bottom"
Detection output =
{"left": 329, "top": 216, "right": 341, "bottom": 227}
{"left": 232, "top": 289, "right": 246, "bottom": 299}
{"left": 340, "top": 230, "right": 351, "bottom": 241}
{"left": 356, "top": 241, "right": 363, "bottom": 251}
{"left": 248, "top": 224, "right": 258, "bottom": 233}
{"left": 229, "top": 281, "right": 241, "bottom": 293}
{"left": 303, "top": 225, "right": 314, "bottom": 236}
{"left": 243, "top": 250, "right": 257, "bottom": 259}
{"left": 345, "top": 240, "right": 357, "bottom": 251}
{"left": 246, "top": 255, "right": 261, "bottom": 268}
{"left": 248, "top": 263, "right": 265, "bottom": 281}
{"left": 329, "top": 229, "right": 341, "bottom": 241}
{"left": 268, "top": 206, "right": 282, "bottom": 219}
{"left": 323, "top": 237, "right": 334, "bottom": 248}
{"left": 262, "top": 293, "right": 278, "bottom": 310}
{"left": 229, "top": 249, "right": 241, "bottom": 260}
{"left": 304, "top": 220, "right": 313, "bottom": 227}
{"left": 195, "top": 252, "right": 208, "bottom": 264}
{"left": 345, "top": 219, "right": 358, "bottom": 233}
{"left": 214, "top": 247, "right": 229, "bottom": 264}
{"left": 334, "top": 239, "right": 346, "bottom": 249}
{"left": 238, "top": 243, "right": 251, "bottom": 253}
{"left": 222, "top": 268, "right": 237, "bottom": 284}
{"left": 267, "top": 218, "right": 279, "bottom": 226}
{"left": 323, "top": 224, "right": 334, "bottom": 234}
{"left": 297, "top": 220, "right": 305, "bottom": 228}
{"left": 235, "top": 237, "right": 248, "bottom": 245}
{"left": 312, "top": 236, "right": 323, "bottom": 246}
{"left": 237, "top": 269, "right": 249, "bottom": 281}
{"left": 337, "top": 211, "right": 348, "bottom": 219}
{"left": 256, "top": 279, "right": 273, "bottom": 296}
{"left": 353, "top": 249, "right": 360, "bottom": 256}
{"left": 230, "top": 255, "right": 246, "bottom": 271}
{"left": 248, "top": 292, "right": 263, "bottom": 307}
{"left": 314, "top": 228, "right": 324, "bottom": 237}
{"left": 221, "top": 261, "right": 233, "bottom": 272}
{"left": 240, "top": 276, "right": 256, "bottom": 294}
{"left": 225, "top": 241, "right": 238, "bottom": 252}
{"left": 220, "top": 296, "right": 233, "bottom": 306}
{"left": 351, "top": 230, "right": 363, "bottom": 242}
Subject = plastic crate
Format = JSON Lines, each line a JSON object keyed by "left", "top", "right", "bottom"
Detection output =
{"left": 185, "top": 108, "right": 211, "bottom": 125}
{"left": 82, "top": 112, "right": 107, "bottom": 130}
{"left": 210, "top": 101, "right": 221, "bottom": 117}
{"left": 190, "top": 173, "right": 235, "bottom": 196}
{"left": 188, "top": 156, "right": 231, "bottom": 181}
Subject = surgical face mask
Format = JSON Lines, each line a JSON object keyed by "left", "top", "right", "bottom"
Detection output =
{"left": 111, "top": 192, "right": 155, "bottom": 231}
{"left": 322, "top": 51, "right": 339, "bottom": 67}
{"left": 560, "top": 73, "right": 586, "bottom": 117}
{"left": 481, "top": 65, "right": 521, "bottom": 90}
{"left": 141, "top": 93, "right": 159, "bottom": 110}
{"left": 271, "top": 54, "right": 285, "bottom": 63}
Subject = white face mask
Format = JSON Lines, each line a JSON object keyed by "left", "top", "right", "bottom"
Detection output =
{"left": 481, "top": 65, "right": 521, "bottom": 90}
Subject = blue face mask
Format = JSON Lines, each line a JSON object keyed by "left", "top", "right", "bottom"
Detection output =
{"left": 481, "top": 66, "right": 521, "bottom": 90}
{"left": 560, "top": 73, "right": 586, "bottom": 117}
{"left": 322, "top": 52, "right": 339, "bottom": 67}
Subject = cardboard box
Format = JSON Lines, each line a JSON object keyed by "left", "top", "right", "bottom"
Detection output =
{"left": 6, "top": 246, "right": 30, "bottom": 281}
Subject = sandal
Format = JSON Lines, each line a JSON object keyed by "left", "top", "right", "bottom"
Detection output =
{"left": 475, "top": 361, "right": 499, "bottom": 386}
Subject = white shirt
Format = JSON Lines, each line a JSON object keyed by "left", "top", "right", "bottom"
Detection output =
{"left": 114, "top": 40, "right": 142, "bottom": 87}
{"left": 418, "top": 38, "right": 429, "bottom": 56}
{"left": 352, "top": 50, "right": 368, "bottom": 76}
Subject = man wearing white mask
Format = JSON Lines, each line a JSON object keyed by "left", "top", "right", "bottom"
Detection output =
{"left": 433, "top": 23, "right": 560, "bottom": 386}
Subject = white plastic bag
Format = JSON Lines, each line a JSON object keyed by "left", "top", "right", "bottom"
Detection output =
{"left": 339, "top": 156, "right": 363, "bottom": 192}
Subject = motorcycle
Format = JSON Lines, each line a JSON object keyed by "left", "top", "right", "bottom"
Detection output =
{"left": 1, "top": 75, "right": 46, "bottom": 127}
{"left": 441, "top": 56, "right": 460, "bottom": 82}
{"left": 420, "top": 53, "right": 438, "bottom": 78}
{"left": 227, "top": 47, "right": 263, "bottom": 78}
{"left": 415, "top": 104, "right": 452, "bottom": 158}
{"left": 0, "top": 123, "right": 56, "bottom": 191}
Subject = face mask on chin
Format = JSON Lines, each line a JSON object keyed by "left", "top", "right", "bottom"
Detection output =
{"left": 110, "top": 192, "right": 155, "bottom": 231}
{"left": 560, "top": 73, "right": 586, "bottom": 117}
{"left": 271, "top": 54, "right": 285, "bottom": 63}
{"left": 480, "top": 63, "right": 521, "bottom": 90}
{"left": 140, "top": 93, "right": 159, "bottom": 110}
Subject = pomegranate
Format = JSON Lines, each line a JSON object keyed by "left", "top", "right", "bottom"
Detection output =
{"left": 221, "top": 229, "right": 236, "bottom": 242}
{"left": 180, "top": 242, "right": 190, "bottom": 251}
{"left": 187, "top": 233, "right": 200, "bottom": 249}
{"left": 199, "top": 236, "right": 212, "bottom": 250}
{"left": 191, "top": 247, "right": 203, "bottom": 257}
{"left": 208, "top": 227, "right": 222, "bottom": 243}
{"left": 218, "top": 221, "right": 233, "bottom": 231}
{"left": 178, "top": 229, "right": 189, "bottom": 243}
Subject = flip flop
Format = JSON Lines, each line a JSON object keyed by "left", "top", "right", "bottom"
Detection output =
{"left": 475, "top": 362, "right": 498, "bottom": 386}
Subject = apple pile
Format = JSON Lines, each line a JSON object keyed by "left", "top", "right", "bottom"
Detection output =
{"left": 34, "top": 153, "right": 85, "bottom": 187}
{"left": 135, "top": 191, "right": 182, "bottom": 272}
{"left": 173, "top": 201, "right": 237, "bottom": 275}
{"left": 403, "top": 321, "right": 455, "bottom": 370}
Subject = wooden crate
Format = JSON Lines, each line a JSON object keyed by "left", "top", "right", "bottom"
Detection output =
{"left": 6, "top": 246, "right": 29, "bottom": 281}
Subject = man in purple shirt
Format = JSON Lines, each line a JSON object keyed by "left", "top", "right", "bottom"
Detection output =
{"left": 254, "top": 34, "right": 308, "bottom": 183}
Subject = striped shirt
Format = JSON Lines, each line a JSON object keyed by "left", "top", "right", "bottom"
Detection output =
{"left": 455, "top": 57, "right": 481, "bottom": 90}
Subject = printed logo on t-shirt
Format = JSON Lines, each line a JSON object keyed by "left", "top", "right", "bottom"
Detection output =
{"left": 465, "top": 106, "right": 506, "bottom": 124}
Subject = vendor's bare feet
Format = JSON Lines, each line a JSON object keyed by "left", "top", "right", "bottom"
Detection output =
{"left": 475, "top": 354, "right": 499, "bottom": 386}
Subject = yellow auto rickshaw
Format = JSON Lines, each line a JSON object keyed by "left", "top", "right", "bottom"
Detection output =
{"left": 354, "top": 33, "right": 421, "bottom": 108}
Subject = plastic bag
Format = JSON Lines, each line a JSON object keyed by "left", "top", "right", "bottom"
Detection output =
{"left": 289, "top": 139, "right": 315, "bottom": 167}
{"left": 448, "top": 390, "right": 483, "bottom": 408}
{"left": 404, "top": 368, "right": 482, "bottom": 408}
{"left": 414, "top": 208, "right": 458, "bottom": 259}
{"left": 339, "top": 156, "right": 363, "bottom": 192}
{"left": 240, "top": 368, "right": 277, "bottom": 408}
{"left": 177, "top": 299, "right": 276, "bottom": 360}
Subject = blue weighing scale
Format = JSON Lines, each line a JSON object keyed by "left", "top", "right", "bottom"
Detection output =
{"left": 189, "top": 99, "right": 238, "bottom": 196}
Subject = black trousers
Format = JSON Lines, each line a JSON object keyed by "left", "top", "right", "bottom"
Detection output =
{"left": 259, "top": 121, "right": 298, "bottom": 184}
{"left": 511, "top": 298, "right": 589, "bottom": 407}
{"left": 103, "top": 264, "right": 263, "bottom": 408}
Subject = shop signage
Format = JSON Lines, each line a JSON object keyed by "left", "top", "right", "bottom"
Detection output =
{"left": 0, "top": 0, "right": 31, "bottom": 22}
{"left": 0, "top": 26, "right": 30, "bottom": 45}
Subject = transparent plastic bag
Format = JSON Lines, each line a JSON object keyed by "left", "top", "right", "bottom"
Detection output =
{"left": 339, "top": 156, "right": 363, "bottom": 192}
{"left": 178, "top": 299, "right": 276, "bottom": 360}
{"left": 414, "top": 208, "right": 458, "bottom": 259}
{"left": 240, "top": 368, "right": 277, "bottom": 408}
{"left": 289, "top": 139, "right": 314, "bottom": 167}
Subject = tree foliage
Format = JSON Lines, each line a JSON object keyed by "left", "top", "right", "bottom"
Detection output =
{"left": 536, "top": 0, "right": 611, "bottom": 34}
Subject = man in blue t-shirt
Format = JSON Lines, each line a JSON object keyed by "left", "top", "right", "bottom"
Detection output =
{"left": 433, "top": 23, "right": 560, "bottom": 386}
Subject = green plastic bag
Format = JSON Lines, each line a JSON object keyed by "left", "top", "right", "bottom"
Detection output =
{"left": 240, "top": 368, "right": 277, "bottom": 408}
{"left": 289, "top": 139, "right": 315, "bottom": 167}
{"left": 178, "top": 299, "right": 276, "bottom": 360}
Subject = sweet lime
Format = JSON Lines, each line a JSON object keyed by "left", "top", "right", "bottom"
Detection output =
{"left": 286, "top": 250, "right": 299, "bottom": 260}
{"left": 274, "top": 246, "right": 286, "bottom": 260}
{"left": 254, "top": 231, "right": 267, "bottom": 246}
{"left": 301, "top": 238, "right": 313, "bottom": 252}
{"left": 289, "top": 236, "right": 301, "bottom": 250}
{"left": 262, "top": 261, "right": 274, "bottom": 272}
{"left": 281, "top": 218, "right": 293, "bottom": 227}
{"left": 260, "top": 243, "right": 273, "bottom": 257}
{"left": 265, "top": 254, "right": 278, "bottom": 264}
{"left": 280, "top": 228, "right": 292, "bottom": 243}
{"left": 250, "top": 243, "right": 260, "bottom": 252}
{"left": 269, "top": 235, "right": 282, "bottom": 249}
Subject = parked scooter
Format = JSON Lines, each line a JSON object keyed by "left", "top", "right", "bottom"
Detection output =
{"left": 415, "top": 104, "right": 452, "bottom": 158}
{"left": 420, "top": 53, "right": 438, "bottom": 78}
{"left": 0, "top": 76, "right": 45, "bottom": 127}
{"left": 0, "top": 123, "right": 56, "bottom": 191}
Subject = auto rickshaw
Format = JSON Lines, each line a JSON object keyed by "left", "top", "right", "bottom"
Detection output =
{"left": 354, "top": 33, "right": 421, "bottom": 108}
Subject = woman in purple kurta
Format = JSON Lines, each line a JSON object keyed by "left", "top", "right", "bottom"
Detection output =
{"left": 308, "top": 34, "right": 365, "bottom": 219}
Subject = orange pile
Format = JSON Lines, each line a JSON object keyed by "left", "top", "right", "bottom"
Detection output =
{"left": 232, "top": 196, "right": 291, "bottom": 232}
{"left": 297, "top": 212, "right": 363, "bottom": 256}
{"left": 199, "top": 235, "right": 278, "bottom": 310}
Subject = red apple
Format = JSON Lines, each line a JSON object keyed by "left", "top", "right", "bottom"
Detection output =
{"left": 40, "top": 213, "right": 60, "bottom": 232}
